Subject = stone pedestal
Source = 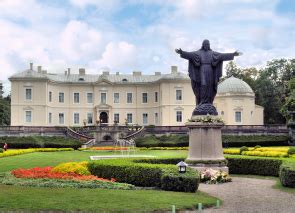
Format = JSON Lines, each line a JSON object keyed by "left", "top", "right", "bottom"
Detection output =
{"left": 185, "top": 121, "right": 228, "bottom": 173}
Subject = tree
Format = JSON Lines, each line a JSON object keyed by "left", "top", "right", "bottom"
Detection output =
{"left": 0, "top": 95, "right": 11, "bottom": 126}
{"left": 281, "top": 78, "right": 295, "bottom": 121}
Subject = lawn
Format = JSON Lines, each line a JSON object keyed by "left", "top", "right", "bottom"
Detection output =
{"left": 0, "top": 150, "right": 218, "bottom": 212}
{"left": 0, "top": 150, "right": 187, "bottom": 173}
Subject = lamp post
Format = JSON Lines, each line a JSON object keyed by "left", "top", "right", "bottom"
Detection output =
{"left": 176, "top": 161, "right": 188, "bottom": 173}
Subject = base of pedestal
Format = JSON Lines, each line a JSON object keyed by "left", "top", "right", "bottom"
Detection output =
{"left": 185, "top": 119, "right": 227, "bottom": 173}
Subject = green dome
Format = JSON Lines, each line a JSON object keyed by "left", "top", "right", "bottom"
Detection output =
{"left": 217, "top": 76, "right": 253, "bottom": 94}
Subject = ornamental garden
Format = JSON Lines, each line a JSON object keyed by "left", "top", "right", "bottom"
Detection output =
{"left": 0, "top": 135, "right": 295, "bottom": 212}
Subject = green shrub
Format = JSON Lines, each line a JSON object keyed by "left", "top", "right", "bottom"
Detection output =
{"left": 135, "top": 134, "right": 289, "bottom": 148}
{"left": 280, "top": 161, "right": 295, "bottom": 188}
{"left": 288, "top": 147, "right": 295, "bottom": 155}
{"left": 88, "top": 158, "right": 199, "bottom": 192}
{"left": 135, "top": 135, "right": 189, "bottom": 147}
{"left": 240, "top": 146, "right": 249, "bottom": 154}
{"left": 0, "top": 136, "right": 81, "bottom": 149}
{"left": 0, "top": 148, "right": 3, "bottom": 153}
{"left": 226, "top": 156, "right": 283, "bottom": 176}
{"left": 222, "top": 135, "right": 289, "bottom": 147}
{"left": 254, "top": 145, "right": 262, "bottom": 149}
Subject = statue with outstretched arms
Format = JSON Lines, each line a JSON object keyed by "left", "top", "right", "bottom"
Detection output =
{"left": 175, "top": 39, "right": 241, "bottom": 115}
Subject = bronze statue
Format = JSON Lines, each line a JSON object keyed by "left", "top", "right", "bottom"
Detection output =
{"left": 176, "top": 39, "right": 241, "bottom": 115}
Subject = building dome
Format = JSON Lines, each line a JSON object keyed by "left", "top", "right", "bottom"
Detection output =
{"left": 217, "top": 76, "right": 253, "bottom": 94}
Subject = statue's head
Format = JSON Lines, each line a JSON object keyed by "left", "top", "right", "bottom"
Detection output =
{"left": 201, "top": 39, "right": 211, "bottom": 51}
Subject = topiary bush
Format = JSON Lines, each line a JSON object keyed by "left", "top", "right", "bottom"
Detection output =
{"left": 288, "top": 147, "right": 295, "bottom": 155}
{"left": 279, "top": 161, "right": 295, "bottom": 188}
{"left": 239, "top": 146, "right": 249, "bottom": 154}
{"left": 0, "top": 148, "right": 3, "bottom": 153}
{"left": 88, "top": 158, "right": 199, "bottom": 192}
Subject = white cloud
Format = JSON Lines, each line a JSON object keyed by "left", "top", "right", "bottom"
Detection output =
{"left": 60, "top": 20, "right": 104, "bottom": 61}
{"left": 95, "top": 41, "right": 137, "bottom": 71}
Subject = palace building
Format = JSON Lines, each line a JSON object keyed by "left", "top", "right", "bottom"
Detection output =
{"left": 9, "top": 63, "right": 263, "bottom": 126}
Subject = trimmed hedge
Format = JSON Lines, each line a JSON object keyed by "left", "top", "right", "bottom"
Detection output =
{"left": 88, "top": 158, "right": 199, "bottom": 192}
{"left": 0, "top": 136, "right": 81, "bottom": 149}
{"left": 222, "top": 135, "right": 289, "bottom": 147}
{"left": 280, "top": 161, "right": 295, "bottom": 188}
{"left": 135, "top": 135, "right": 189, "bottom": 147}
{"left": 135, "top": 134, "right": 289, "bottom": 147}
{"left": 226, "top": 155, "right": 283, "bottom": 176}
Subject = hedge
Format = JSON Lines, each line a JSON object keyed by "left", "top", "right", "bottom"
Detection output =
{"left": 0, "top": 136, "right": 81, "bottom": 149}
{"left": 222, "top": 135, "right": 289, "bottom": 147}
{"left": 135, "top": 134, "right": 289, "bottom": 147}
{"left": 226, "top": 155, "right": 283, "bottom": 176}
{"left": 88, "top": 158, "right": 199, "bottom": 192}
{"left": 280, "top": 161, "right": 295, "bottom": 188}
{"left": 135, "top": 135, "right": 189, "bottom": 147}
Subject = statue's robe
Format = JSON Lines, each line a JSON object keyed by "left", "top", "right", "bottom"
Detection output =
{"left": 180, "top": 50, "right": 235, "bottom": 105}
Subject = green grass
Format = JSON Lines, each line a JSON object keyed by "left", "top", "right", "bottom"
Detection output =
{"left": 0, "top": 150, "right": 187, "bottom": 173}
{"left": 0, "top": 184, "right": 217, "bottom": 212}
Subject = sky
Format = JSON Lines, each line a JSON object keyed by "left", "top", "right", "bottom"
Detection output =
{"left": 1, "top": 0, "right": 295, "bottom": 95}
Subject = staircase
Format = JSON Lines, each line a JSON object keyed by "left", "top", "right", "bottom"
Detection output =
{"left": 114, "top": 126, "right": 145, "bottom": 155}
{"left": 65, "top": 127, "right": 96, "bottom": 147}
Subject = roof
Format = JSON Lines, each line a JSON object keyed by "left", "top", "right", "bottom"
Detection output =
{"left": 217, "top": 76, "right": 254, "bottom": 94}
{"left": 9, "top": 69, "right": 190, "bottom": 84}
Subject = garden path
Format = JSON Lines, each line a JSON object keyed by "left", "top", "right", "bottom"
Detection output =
{"left": 199, "top": 177, "right": 295, "bottom": 213}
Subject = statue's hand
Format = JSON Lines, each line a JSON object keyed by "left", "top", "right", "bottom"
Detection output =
{"left": 175, "top": 48, "right": 182, "bottom": 54}
{"left": 234, "top": 51, "right": 243, "bottom": 56}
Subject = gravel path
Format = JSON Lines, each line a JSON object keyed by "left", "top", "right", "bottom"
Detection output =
{"left": 198, "top": 177, "right": 295, "bottom": 213}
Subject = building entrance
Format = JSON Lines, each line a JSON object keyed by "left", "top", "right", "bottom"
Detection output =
{"left": 99, "top": 111, "right": 108, "bottom": 124}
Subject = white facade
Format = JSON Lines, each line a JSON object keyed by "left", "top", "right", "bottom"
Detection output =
{"left": 9, "top": 64, "right": 264, "bottom": 126}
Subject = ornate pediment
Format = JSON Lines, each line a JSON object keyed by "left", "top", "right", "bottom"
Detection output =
{"left": 23, "top": 106, "right": 34, "bottom": 110}
{"left": 95, "top": 103, "right": 112, "bottom": 109}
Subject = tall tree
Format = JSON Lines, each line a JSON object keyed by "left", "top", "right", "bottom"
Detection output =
{"left": 281, "top": 78, "right": 295, "bottom": 121}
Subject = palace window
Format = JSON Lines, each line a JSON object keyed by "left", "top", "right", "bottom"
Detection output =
{"left": 59, "top": 113, "right": 64, "bottom": 124}
{"left": 114, "top": 113, "right": 119, "bottom": 123}
{"left": 235, "top": 111, "right": 242, "bottom": 122}
{"left": 48, "top": 91, "right": 52, "bottom": 102}
{"left": 87, "top": 112, "right": 93, "bottom": 124}
{"left": 101, "top": 92, "right": 107, "bottom": 104}
{"left": 25, "top": 111, "right": 32, "bottom": 123}
{"left": 176, "top": 90, "right": 182, "bottom": 101}
{"left": 127, "top": 93, "right": 132, "bottom": 103}
{"left": 114, "top": 93, "right": 120, "bottom": 103}
{"left": 25, "top": 88, "right": 32, "bottom": 100}
{"left": 154, "top": 112, "right": 159, "bottom": 124}
{"left": 74, "top": 93, "right": 80, "bottom": 103}
{"left": 74, "top": 113, "right": 79, "bottom": 124}
{"left": 127, "top": 113, "right": 132, "bottom": 123}
{"left": 176, "top": 111, "right": 182, "bottom": 122}
{"left": 87, "top": 93, "right": 93, "bottom": 104}
{"left": 142, "top": 93, "right": 148, "bottom": 103}
{"left": 59, "top": 92, "right": 64, "bottom": 103}
{"left": 48, "top": 112, "right": 52, "bottom": 124}
{"left": 155, "top": 92, "right": 158, "bottom": 102}
{"left": 143, "top": 113, "right": 148, "bottom": 125}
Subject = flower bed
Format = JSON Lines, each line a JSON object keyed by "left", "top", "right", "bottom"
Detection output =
{"left": 79, "top": 146, "right": 129, "bottom": 151}
{"left": 0, "top": 148, "right": 74, "bottom": 158}
{"left": 11, "top": 166, "right": 115, "bottom": 182}
{"left": 0, "top": 172, "right": 134, "bottom": 190}
{"left": 52, "top": 161, "right": 91, "bottom": 175}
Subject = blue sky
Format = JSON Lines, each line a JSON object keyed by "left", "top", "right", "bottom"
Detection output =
{"left": 1, "top": 0, "right": 295, "bottom": 94}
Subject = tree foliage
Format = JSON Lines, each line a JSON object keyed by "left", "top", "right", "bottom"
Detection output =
{"left": 225, "top": 59, "right": 295, "bottom": 124}
{"left": 0, "top": 95, "right": 10, "bottom": 126}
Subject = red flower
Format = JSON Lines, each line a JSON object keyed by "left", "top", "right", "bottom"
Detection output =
{"left": 11, "top": 167, "right": 115, "bottom": 182}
